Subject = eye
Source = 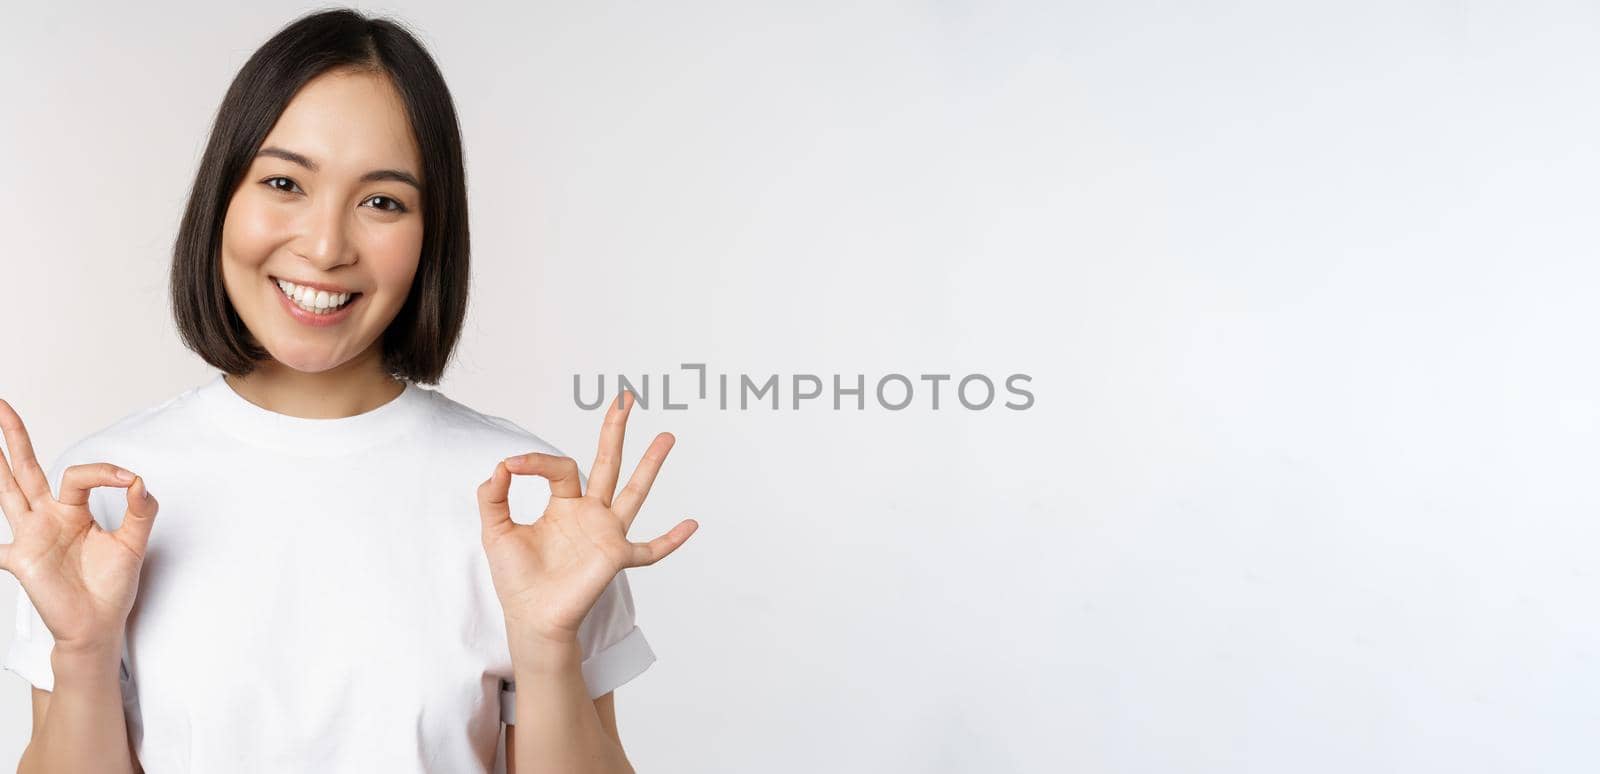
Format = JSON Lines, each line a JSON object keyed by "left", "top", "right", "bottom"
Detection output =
{"left": 363, "top": 195, "right": 408, "bottom": 214}
{"left": 262, "top": 176, "right": 302, "bottom": 194}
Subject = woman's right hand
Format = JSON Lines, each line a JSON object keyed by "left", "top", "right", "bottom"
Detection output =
{"left": 0, "top": 398, "right": 159, "bottom": 657}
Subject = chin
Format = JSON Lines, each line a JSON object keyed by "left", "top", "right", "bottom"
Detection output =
{"left": 264, "top": 347, "right": 354, "bottom": 375}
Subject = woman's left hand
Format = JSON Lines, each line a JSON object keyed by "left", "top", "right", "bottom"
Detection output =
{"left": 477, "top": 390, "right": 697, "bottom": 643}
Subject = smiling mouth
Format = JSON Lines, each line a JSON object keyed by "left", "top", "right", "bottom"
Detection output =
{"left": 272, "top": 276, "right": 362, "bottom": 314}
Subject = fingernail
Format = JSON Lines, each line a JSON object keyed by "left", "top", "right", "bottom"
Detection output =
{"left": 116, "top": 469, "right": 135, "bottom": 482}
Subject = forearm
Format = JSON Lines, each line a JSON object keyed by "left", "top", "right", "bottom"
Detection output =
{"left": 509, "top": 627, "right": 633, "bottom": 774}
{"left": 17, "top": 643, "right": 137, "bottom": 774}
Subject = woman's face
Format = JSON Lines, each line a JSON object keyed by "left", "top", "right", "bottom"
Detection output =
{"left": 220, "top": 67, "right": 425, "bottom": 375}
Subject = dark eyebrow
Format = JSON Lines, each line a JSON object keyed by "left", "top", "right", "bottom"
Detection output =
{"left": 359, "top": 168, "right": 422, "bottom": 190}
{"left": 255, "top": 146, "right": 422, "bottom": 191}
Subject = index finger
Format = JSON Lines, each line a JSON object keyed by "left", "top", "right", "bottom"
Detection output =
{"left": 0, "top": 398, "right": 51, "bottom": 514}
{"left": 504, "top": 452, "right": 583, "bottom": 499}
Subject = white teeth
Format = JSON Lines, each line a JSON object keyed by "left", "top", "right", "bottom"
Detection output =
{"left": 275, "top": 279, "right": 353, "bottom": 313}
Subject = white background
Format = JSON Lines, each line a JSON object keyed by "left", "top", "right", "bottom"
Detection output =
{"left": 2, "top": 1, "right": 1597, "bottom": 771}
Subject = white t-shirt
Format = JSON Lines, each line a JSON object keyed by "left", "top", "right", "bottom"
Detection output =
{"left": 1, "top": 373, "right": 655, "bottom": 773}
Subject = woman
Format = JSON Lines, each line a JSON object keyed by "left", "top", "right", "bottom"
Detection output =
{"left": 0, "top": 8, "right": 696, "bottom": 773}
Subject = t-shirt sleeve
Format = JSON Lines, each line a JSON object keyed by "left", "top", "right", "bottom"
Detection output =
{"left": 500, "top": 567, "right": 656, "bottom": 724}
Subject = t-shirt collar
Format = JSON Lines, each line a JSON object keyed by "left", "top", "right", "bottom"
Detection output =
{"left": 194, "top": 372, "right": 430, "bottom": 455}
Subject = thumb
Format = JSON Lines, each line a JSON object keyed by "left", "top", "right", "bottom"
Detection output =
{"left": 115, "top": 475, "right": 159, "bottom": 553}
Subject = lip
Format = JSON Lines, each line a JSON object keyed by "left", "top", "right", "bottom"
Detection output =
{"left": 271, "top": 275, "right": 359, "bottom": 294}
{"left": 272, "top": 277, "right": 361, "bottom": 327}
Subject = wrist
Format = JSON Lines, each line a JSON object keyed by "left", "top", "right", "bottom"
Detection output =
{"left": 505, "top": 616, "right": 579, "bottom": 649}
{"left": 50, "top": 640, "right": 122, "bottom": 681}
{"left": 507, "top": 624, "right": 582, "bottom": 675}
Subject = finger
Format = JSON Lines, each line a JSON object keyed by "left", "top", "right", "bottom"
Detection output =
{"left": 0, "top": 398, "right": 50, "bottom": 514}
{"left": 58, "top": 463, "right": 137, "bottom": 507}
{"left": 0, "top": 448, "right": 24, "bottom": 534}
{"left": 476, "top": 460, "right": 514, "bottom": 534}
{"left": 504, "top": 453, "right": 582, "bottom": 499}
{"left": 113, "top": 476, "right": 159, "bottom": 554}
{"left": 627, "top": 518, "right": 699, "bottom": 567}
{"left": 587, "top": 390, "right": 633, "bottom": 508}
{"left": 612, "top": 432, "right": 675, "bottom": 530}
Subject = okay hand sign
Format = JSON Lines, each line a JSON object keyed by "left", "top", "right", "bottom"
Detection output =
{"left": 476, "top": 391, "right": 697, "bottom": 643}
{"left": 0, "top": 399, "right": 159, "bottom": 657}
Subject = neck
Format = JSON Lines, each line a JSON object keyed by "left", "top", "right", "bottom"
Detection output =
{"left": 223, "top": 349, "right": 405, "bottom": 419}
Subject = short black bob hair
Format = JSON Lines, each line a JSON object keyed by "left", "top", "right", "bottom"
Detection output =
{"left": 170, "top": 7, "right": 468, "bottom": 386}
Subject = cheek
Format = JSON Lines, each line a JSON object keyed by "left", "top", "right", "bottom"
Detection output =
{"left": 360, "top": 220, "right": 425, "bottom": 288}
{"left": 222, "top": 192, "right": 294, "bottom": 264}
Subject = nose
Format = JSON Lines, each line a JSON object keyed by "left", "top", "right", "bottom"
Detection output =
{"left": 293, "top": 198, "right": 356, "bottom": 270}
